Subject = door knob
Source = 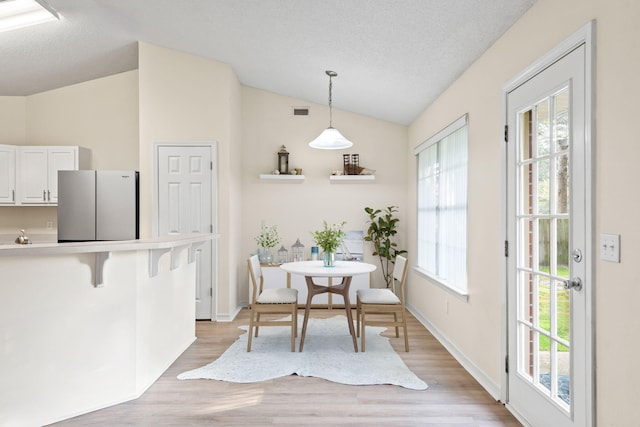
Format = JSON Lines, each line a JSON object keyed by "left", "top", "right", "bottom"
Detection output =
{"left": 563, "top": 277, "right": 582, "bottom": 291}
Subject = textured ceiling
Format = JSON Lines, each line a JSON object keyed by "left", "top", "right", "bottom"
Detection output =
{"left": 0, "top": 0, "right": 536, "bottom": 125}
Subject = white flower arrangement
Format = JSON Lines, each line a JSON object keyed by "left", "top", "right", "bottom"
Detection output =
{"left": 255, "top": 223, "right": 280, "bottom": 248}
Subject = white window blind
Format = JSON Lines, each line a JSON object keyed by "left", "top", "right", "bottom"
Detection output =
{"left": 415, "top": 114, "right": 468, "bottom": 293}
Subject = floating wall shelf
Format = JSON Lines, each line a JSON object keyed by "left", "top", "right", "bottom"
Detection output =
{"left": 259, "top": 174, "right": 305, "bottom": 182}
{"left": 329, "top": 175, "right": 375, "bottom": 182}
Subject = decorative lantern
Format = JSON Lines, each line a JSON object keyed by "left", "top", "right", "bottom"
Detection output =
{"left": 277, "top": 245, "right": 288, "bottom": 264}
{"left": 278, "top": 145, "right": 289, "bottom": 174}
{"left": 291, "top": 238, "right": 305, "bottom": 262}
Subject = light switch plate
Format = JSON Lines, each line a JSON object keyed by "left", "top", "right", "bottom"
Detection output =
{"left": 600, "top": 233, "right": 620, "bottom": 263}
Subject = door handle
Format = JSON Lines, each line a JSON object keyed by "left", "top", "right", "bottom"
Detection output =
{"left": 563, "top": 277, "right": 582, "bottom": 291}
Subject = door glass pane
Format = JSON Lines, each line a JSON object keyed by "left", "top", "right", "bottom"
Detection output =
{"left": 556, "top": 280, "right": 571, "bottom": 342}
{"left": 538, "top": 218, "right": 550, "bottom": 271}
{"left": 520, "top": 219, "right": 533, "bottom": 269}
{"left": 555, "top": 154, "right": 570, "bottom": 214}
{"left": 557, "top": 343, "right": 571, "bottom": 405}
{"left": 538, "top": 334, "right": 551, "bottom": 393}
{"left": 520, "top": 110, "right": 533, "bottom": 161}
{"left": 520, "top": 163, "right": 533, "bottom": 214}
{"left": 519, "top": 271, "right": 534, "bottom": 324}
{"left": 556, "top": 218, "right": 569, "bottom": 278}
{"left": 538, "top": 275, "right": 551, "bottom": 334}
{"left": 536, "top": 99, "right": 550, "bottom": 157}
{"left": 554, "top": 88, "right": 570, "bottom": 152}
{"left": 537, "top": 160, "right": 550, "bottom": 214}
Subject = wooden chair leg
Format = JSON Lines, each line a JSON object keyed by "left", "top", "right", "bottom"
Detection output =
{"left": 356, "top": 297, "right": 361, "bottom": 338}
{"left": 402, "top": 310, "right": 409, "bottom": 352}
{"left": 393, "top": 312, "right": 400, "bottom": 337}
{"left": 255, "top": 312, "right": 261, "bottom": 337}
{"left": 247, "top": 310, "right": 255, "bottom": 352}
{"left": 290, "top": 304, "right": 296, "bottom": 352}
{"left": 361, "top": 309, "right": 366, "bottom": 352}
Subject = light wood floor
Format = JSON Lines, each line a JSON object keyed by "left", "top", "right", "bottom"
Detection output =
{"left": 54, "top": 309, "right": 521, "bottom": 426}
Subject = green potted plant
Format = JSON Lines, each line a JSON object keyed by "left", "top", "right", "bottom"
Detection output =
{"left": 255, "top": 223, "right": 280, "bottom": 264}
{"left": 312, "top": 221, "right": 346, "bottom": 267}
{"left": 364, "top": 206, "right": 407, "bottom": 287}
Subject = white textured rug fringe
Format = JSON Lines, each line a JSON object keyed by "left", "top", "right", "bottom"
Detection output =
{"left": 178, "top": 315, "right": 427, "bottom": 390}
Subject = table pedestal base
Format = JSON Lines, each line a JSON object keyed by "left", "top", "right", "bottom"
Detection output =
{"left": 299, "top": 276, "right": 358, "bottom": 352}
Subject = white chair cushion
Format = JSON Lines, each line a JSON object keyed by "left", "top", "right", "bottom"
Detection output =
{"left": 257, "top": 288, "right": 298, "bottom": 304}
{"left": 357, "top": 288, "right": 400, "bottom": 304}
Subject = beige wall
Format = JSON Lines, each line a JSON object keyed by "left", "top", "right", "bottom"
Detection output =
{"left": 407, "top": 0, "right": 640, "bottom": 424}
{"left": 137, "top": 42, "right": 243, "bottom": 318}
{"left": 0, "top": 71, "right": 139, "bottom": 235}
{"left": 241, "top": 86, "right": 408, "bottom": 295}
{"left": 0, "top": 97, "right": 26, "bottom": 145}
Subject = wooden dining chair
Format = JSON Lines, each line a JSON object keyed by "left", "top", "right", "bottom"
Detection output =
{"left": 356, "top": 255, "right": 409, "bottom": 352}
{"left": 247, "top": 255, "right": 298, "bottom": 352}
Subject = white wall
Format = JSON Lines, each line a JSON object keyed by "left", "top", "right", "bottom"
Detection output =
{"left": 406, "top": 0, "right": 640, "bottom": 424}
{"left": 0, "top": 97, "right": 26, "bottom": 144}
{"left": 241, "top": 86, "right": 408, "bottom": 297}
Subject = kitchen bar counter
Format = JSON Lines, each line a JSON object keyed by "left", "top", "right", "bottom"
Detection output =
{"left": 0, "top": 233, "right": 213, "bottom": 255}
{"left": 0, "top": 233, "right": 214, "bottom": 426}
{"left": 0, "top": 233, "right": 214, "bottom": 286}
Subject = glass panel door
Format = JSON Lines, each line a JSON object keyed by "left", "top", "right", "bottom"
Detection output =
{"left": 506, "top": 43, "right": 589, "bottom": 427}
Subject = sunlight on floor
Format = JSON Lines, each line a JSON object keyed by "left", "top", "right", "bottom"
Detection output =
{"left": 195, "top": 386, "right": 265, "bottom": 414}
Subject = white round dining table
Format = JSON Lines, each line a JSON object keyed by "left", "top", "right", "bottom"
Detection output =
{"left": 280, "top": 260, "right": 376, "bottom": 352}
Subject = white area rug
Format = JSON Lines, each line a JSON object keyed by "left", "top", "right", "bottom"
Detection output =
{"left": 177, "top": 315, "right": 427, "bottom": 390}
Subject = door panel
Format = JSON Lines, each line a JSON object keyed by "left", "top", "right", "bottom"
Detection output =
{"left": 506, "top": 45, "right": 589, "bottom": 426}
{"left": 158, "top": 146, "right": 214, "bottom": 320}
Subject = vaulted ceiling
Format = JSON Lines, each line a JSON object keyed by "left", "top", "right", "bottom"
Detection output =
{"left": 0, "top": 0, "right": 536, "bottom": 124}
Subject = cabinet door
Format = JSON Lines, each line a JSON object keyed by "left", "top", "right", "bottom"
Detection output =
{"left": 0, "top": 146, "right": 16, "bottom": 204}
{"left": 18, "top": 147, "right": 48, "bottom": 204}
{"left": 47, "top": 147, "right": 77, "bottom": 203}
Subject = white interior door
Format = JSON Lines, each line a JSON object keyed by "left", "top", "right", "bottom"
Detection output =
{"left": 506, "top": 43, "right": 592, "bottom": 426}
{"left": 157, "top": 145, "right": 215, "bottom": 320}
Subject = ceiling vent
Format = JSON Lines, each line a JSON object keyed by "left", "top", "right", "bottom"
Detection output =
{"left": 292, "top": 107, "right": 309, "bottom": 116}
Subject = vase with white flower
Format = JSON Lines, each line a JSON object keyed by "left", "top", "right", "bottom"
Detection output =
{"left": 312, "top": 221, "right": 346, "bottom": 267}
{"left": 255, "top": 223, "right": 280, "bottom": 264}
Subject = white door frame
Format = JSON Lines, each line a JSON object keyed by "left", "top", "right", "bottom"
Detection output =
{"left": 501, "top": 21, "right": 595, "bottom": 425}
{"left": 152, "top": 141, "right": 219, "bottom": 321}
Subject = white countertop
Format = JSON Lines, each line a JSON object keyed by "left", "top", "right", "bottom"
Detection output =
{"left": 0, "top": 233, "right": 216, "bottom": 256}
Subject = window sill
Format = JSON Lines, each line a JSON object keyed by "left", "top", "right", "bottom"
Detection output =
{"left": 413, "top": 267, "right": 469, "bottom": 302}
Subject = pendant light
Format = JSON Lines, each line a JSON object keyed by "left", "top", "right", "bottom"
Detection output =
{"left": 309, "top": 70, "right": 353, "bottom": 150}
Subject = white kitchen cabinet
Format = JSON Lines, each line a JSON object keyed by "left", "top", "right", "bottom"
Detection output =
{"left": 251, "top": 264, "right": 371, "bottom": 307}
{"left": 17, "top": 146, "right": 90, "bottom": 205}
{"left": 0, "top": 145, "right": 16, "bottom": 204}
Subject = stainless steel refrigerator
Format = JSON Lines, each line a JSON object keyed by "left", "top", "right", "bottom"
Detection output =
{"left": 57, "top": 170, "right": 139, "bottom": 242}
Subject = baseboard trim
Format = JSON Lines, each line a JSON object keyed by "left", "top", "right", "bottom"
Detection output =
{"left": 406, "top": 304, "right": 501, "bottom": 400}
{"left": 216, "top": 304, "right": 243, "bottom": 322}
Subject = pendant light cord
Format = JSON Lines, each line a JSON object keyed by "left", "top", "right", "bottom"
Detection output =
{"left": 328, "top": 74, "right": 333, "bottom": 128}
{"left": 325, "top": 70, "right": 337, "bottom": 129}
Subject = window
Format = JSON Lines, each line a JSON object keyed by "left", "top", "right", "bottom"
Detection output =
{"left": 415, "top": 114, "right": 468, "bottom": 294}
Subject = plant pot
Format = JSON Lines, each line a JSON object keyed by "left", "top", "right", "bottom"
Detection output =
{"left": 323, "top": 251, "right": 336, "bottom": 267}
{"left": 259, "top": 247, "right": 273, "bottom": 264}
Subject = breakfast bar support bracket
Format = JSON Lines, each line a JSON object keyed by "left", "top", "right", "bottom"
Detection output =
{"left": 170, "top": 245, "right": 188, "bottom": 270}
{"left": 149, "top": 247, "right": 171, "bottom": 277}
{"left": 94, "top": 251, "right": 110, "bottom": 287}
{"left": 188, "top": 241, "right": 205, "bottom": 263}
